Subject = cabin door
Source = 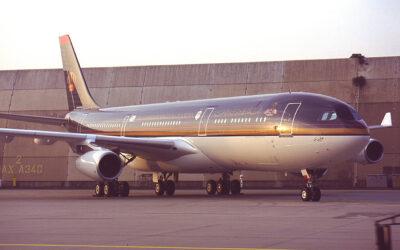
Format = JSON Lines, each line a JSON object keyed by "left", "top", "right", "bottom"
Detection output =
{"left": 279, "top": 103, "right": 301, "bottom": 137}
{"left": 198, "top": 107, "right": 214, "bottom": 136}
{"left": 120, "top": 115, "right": 130, "bottom": 136}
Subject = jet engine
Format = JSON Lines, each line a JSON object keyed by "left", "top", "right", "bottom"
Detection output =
{"left": 356, "top": 139, "right": 384, "bottom": 164}
{"left": 76, "top": 150, "right": 123, "bottom": 181}
{"left": 34, "top": 138, "right": 56, "bottom": 145}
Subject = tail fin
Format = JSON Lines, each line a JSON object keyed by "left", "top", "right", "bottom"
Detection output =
{"left": 59, "top": 35, "right": 99, "bottom": 111}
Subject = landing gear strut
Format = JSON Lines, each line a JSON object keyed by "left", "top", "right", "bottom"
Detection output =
{"left": 154, "top": 172, "right": 177, "bottom": 196}
{"left": 300, "top": 169, "right": 326, "bottom": 202}
{"left": 95, "top": 180, "right": 130, "bottom": 197}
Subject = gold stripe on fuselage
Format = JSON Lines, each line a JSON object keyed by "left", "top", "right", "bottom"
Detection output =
{"left": 79, "top": 126, "right": 368, "bottom": 137}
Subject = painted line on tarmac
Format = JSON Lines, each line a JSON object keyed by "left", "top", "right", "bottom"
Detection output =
{"left": 0, "top": 243, "right": 294, "bottom": 250}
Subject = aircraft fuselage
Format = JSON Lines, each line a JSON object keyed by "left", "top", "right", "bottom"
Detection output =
{"left": 65, "top": 92, "right": 370, "bottom": 173}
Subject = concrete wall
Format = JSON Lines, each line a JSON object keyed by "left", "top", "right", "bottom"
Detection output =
{"left": 0, "top": 56, "right": 399, "bottom": 188}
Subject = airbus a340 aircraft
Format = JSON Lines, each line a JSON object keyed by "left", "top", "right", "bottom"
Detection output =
{"left": 0, "top": 35, "right": 392, "bottom": 201}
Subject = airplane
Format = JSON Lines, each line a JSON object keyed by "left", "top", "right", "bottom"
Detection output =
{"left": 0, "top": 35, "right": 392, "bottom": 201}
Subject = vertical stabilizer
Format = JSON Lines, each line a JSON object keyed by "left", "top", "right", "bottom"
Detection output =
{"left": 59, "top": 35, "right": 99, "bottom": 111}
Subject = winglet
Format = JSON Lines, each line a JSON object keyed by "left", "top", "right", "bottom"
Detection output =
{"left": 381, "top": 112, "right": 392, "bottom": 127}
{"left": 369, "top": 112, "right": 392, "bottom": 129}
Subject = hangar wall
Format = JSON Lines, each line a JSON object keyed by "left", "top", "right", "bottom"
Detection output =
{"left": 0, "top": 56, "right": 399, "bottom": 188}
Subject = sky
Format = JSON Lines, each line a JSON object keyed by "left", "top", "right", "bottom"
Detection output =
{"left": 1, "top": 0, "right": 400, "bottom": 70}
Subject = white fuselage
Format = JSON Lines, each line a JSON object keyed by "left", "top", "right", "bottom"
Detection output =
{"left": 130, "top": 135, "right": 370, "bottom": 173}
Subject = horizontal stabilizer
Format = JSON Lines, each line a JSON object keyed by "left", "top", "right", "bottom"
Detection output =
{"left": 0, "top": 113, "right": 67, "bottom": 126}
{"left": 368, "top": 112, "right": 392, "bottom": 129}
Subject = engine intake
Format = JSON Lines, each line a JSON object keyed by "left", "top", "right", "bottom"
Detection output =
{"left": 76, "top": 150, "right": 123, "bottom": 181}
{"left": 356, "top": 139, "right": 384, "bottom": 164}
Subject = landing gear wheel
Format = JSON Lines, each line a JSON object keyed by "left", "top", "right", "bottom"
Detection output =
{"left": 104, "top": 182, "right": 115, "bottom": 197}
{"left": 217, "top": 180, "right": 230, "bottom": 195}
{"left": 311, "top": 187, "right": 321, "bottom": 202}
{"left": 301, "top": 168, "right": 326, "bottom": 202}
{"left": 301, "top": 187, "right": 312, "bottom": 201}
{"left": 230, "top": 180, "right": 241, "bottom": 195}
{"left": 155, "top": 181, "right": 165, "bottom": 196}
{"left": 206, "top": 180, "right": 217, "bottom": 195}
{"left": 95, "top": 182, "right": 104, "bottom": 197}
{"left": 165, "top": 180, "right": 175, "bottom": 196}
{"left": 119, "top": 181, "right": 130, "bottom": 197}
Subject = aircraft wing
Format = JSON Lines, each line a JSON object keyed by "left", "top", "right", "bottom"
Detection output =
{"left": 368, "top": 112, "right": 392, "bottom": 129}
{"left": 0, "top": 112, "right": 67, "bottom": 126}
{"left": 0, "top": 128, "right": 198, "bottom": 161}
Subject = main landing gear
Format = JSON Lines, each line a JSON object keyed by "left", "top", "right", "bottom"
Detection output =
{"left": 95, "top": 180, "right": 130, "bottom": 197}
{"left": 154, "top": 172, "right": 177, "bottom": 196}
{"left": 94, "top": 151, "right": 135, "bottom": 198}
{"left": 300, "top": 169, "right": 327, "bottom": 202}
{"left": 206, "top": 172, "right": 242, "bottom": 196}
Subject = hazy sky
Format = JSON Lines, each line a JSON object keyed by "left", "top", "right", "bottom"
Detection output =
{"left": 1, "top": 0, "right": 400, "bottom": 70}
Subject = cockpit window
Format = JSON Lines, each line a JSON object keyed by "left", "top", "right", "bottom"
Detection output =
{"left": 295, "top": 99, "right": 362, "bottom": 124}
{"left": 320, "top": 111, "right": 337, "bottom": 121}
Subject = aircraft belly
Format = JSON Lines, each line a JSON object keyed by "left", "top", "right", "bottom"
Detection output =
{"left": 128, "top": 135, "right": 370, "bottom": 173}
{"left": 129, "top": 152, "right": 225, "bottom": 173}
{"left": 188, "top": 135, "right": 370, "bottom": 172}
{"left": 187, "top": 136, "right": 280, "bottom": 171}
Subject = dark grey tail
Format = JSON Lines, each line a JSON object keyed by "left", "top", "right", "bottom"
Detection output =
{"left": 59, "top": 35, "right": 99, "bottom": 111}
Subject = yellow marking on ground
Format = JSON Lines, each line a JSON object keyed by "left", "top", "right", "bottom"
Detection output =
{"left": 0, "top": 243, "right": 293, "bottom": 250}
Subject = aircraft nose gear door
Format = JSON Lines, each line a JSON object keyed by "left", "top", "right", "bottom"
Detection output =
{"left": 198, "top": 107, "right": 214, "bottom": 136}
{"left": 279, "top": 103, "right": 301, "bottom": 137}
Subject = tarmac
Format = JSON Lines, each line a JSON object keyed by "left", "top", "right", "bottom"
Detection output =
{"left": 0, "top": 189, "right": 399, "bottom": 250}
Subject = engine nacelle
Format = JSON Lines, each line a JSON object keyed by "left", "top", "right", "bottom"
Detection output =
{"left": 356, "top": 139, "right": 384, "bottom": 164}
{"left": 34, "top": 137, "right": 56, "bottom": 145}
{"left": 76, "top": 150, "right": 123, "bottom": 181}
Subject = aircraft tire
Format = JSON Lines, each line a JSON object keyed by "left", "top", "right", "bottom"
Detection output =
{"left": 165, "top": 180, "right": 175, "bottom": 196}
{"left": 119, "top": 181, "right": 130, "bottom": 197}
{"left": 216, "top": 180, "right": 229, "bottom": 195}
{"left": 301, "top": 187, "right": 312, "bottom": 201}
{"left": 206, "top": 180, "right": 217, "bottom": 195}
{"left": 104, "top": 182, "right": 114, "bottom": 197}
{"left": 311, "top": 187, "right": 321, "bottom": 202}
{"left": 230, "top": 180, "right": 241, "bottom": 195}
{"left": 95, "top": 182, "right": 104, "bottom": 197}
{"left": 155, "top": 181, "right": 165, "bottom": 196}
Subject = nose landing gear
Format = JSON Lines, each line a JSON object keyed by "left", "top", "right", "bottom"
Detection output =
{"left": 300, "top": 169, "right": 326, "bottom": 202}
{"left": 301, "top": 186, "right": 321, "bottom": 202}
